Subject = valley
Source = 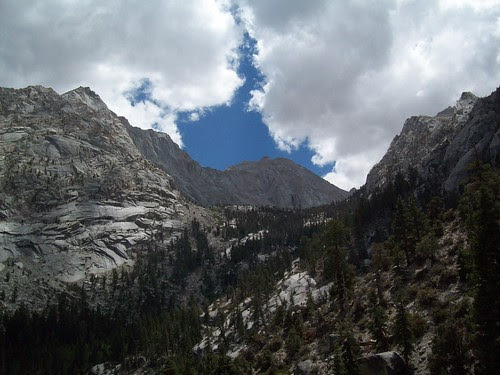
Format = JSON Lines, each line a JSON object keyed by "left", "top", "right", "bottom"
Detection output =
{"left": 0, "top": 85, "right": 498, "bottom": 374}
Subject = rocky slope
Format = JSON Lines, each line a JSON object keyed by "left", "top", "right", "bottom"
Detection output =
{"left": 191, "top": 215, "right": 472, "bottom": 375}
{"left": 365, "top": 88, "right": 500, "bottom": 195}
{"left": 125, "top": 124, "right": 348, "bottom": 208}
{"left": 0, "top": 85, "right": 210, "bottom": 291}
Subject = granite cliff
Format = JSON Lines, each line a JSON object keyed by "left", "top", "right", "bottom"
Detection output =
{"left": 0, "top": 86, "right": 202, "bottom": 287}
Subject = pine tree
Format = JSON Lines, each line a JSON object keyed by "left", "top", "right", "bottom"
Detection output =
{"left": 285, "top": 327, "right": 302, "bottom": 358}
{"left": 407, "top": 195, "right": 427, "bottom": 243}
{"left": 428, "top": 319, "right": 469, "bottom": 375}
{"left": 393, "top": 299, "right": 414, "bottom": 366}
{"left": 368, "top": 296, "right": 389, "bottom": 352}
{"left": 392, "top": 197, "right": 412, "bottom": 266}
{"left": 340, "top": 328, "right": 360, "bottom": 375}
{"left": 234, "top": 306, "right": 245, "bottom": 338}
{"left": 332, "top": 343, "right": 347, "bottom": 375}
{"left": 322, "top": 220, "right": 353, "bottom": 304}
{"left": 459, "top": 162, "right": 500, "bottom": 374}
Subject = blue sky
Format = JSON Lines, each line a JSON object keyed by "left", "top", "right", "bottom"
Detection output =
{"left": 176, "top": 33, "right": 333, "bottom": 176}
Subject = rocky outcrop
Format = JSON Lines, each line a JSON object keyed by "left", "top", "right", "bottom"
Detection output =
{"left": 125, "top": 123, "right": 348, "bottom": 208}
{"left": 365, "top": 88, "right": 500, "bottom": 195}
{"left": 0, "top": 86, "right": 196, "bottom": 283}
{"left": 358, "top": 351, "right": 407, "bottom": 375}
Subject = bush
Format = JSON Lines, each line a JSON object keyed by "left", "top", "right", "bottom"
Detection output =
{"left": 285, "top": 327, "right": 303, "bottom": 359}
{"left": 409, "top": 312, "right": 428, "bottom": 339}
{"left": 256, "top": 348, "right": 273, "bottom": 372}
{"left": 430, "top": 304, "right": 449, "bottom": 324}
{"left": 416, "top": 287, "right": 438, "bottom": 309}
{"left": 266, "top": 337, "right": 282, "bottom": 353}
{"left": 415, "top": 233, "right": 439, "bottom": 264}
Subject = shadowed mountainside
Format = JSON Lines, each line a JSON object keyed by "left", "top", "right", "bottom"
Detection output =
{"left": 124, "top": 123, "right": 348, "bottom": 208}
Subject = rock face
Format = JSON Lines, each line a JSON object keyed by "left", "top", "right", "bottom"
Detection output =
{"left": 125, "top": 124, "right": 348, "bottom": 208}
{"left": 358, "top": 351, "right": 406, "bottom": 375}
{"left": 0, "top": 86, "right": 194, "bottom": 283}
{"left": 365, "top": 88, "right": 500, "bottom": 195}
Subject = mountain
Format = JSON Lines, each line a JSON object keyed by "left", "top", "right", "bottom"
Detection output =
{"left": 0, "top": 85, "right": 208, "bottom": 288}
{"left": 1, "top": 84, "right": 498, "bottom": 375}
{"left": 124, "top": 123, "right": 348, "bottom": 208}
{"left": 365, "top": 88, "right": 500, "bottom": 196}
{"left": 0, "top": 84, "right": 345, "bottom": 305}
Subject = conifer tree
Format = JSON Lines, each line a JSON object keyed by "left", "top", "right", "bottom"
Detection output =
{"left": 367, "top": 290, "right": 389, "bottom": 351}
{"left": 393, "top": 299, "right": 414, "bottom": 366}
{"left": 332, "top": 343, "right": 347, "bottom": 375}
{"left": 459, "top": 162, "right": 500, "bottom": 374}
{"left": 234, "top": 306, "right": 245, "bottom": 338}
{"left": 428, "top": 319, "right": 469, "bottom": 375}
{"left": 322, "top": 220, "right": 353, "bottom": 304}
{"left": 392, "top": 197, "right": 412, "bottom": 266}
{"left": 340, "top": 327, "right": 360, "bottom": 375}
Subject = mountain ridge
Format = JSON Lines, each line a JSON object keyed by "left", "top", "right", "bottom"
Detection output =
{"left": 123, "top": 119, "right": 348, "bottom": 208}
{"left": 365, "top": 87, "right": 500, "bottom": 197}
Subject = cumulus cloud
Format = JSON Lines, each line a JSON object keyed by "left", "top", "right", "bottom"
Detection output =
{"left": 1, "top": 0, "right": 499, "bottom": 190}
{"left": 238, "top": 0, "right": 500, "bottom": 189}
{"left": 0, "top": 0, "right": 244, "bottom": 145}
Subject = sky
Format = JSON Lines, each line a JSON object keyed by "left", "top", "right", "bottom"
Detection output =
{"left": 1, "top": 0, "right": 499, "bottom": 190}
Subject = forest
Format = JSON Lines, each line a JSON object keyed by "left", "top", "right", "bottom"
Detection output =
{"left": 0, "top": 162, "right": 498, "bottom": 374}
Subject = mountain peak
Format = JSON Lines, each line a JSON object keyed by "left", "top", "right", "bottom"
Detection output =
{"left": 459, "top": 91, "right": 477, "bottom": 101}
{"left": 124, "top": 124, "right": 348, "bottom": 208}
{"left": 62, "top": 86, "right": 108, "bottom": 112}
{"left": 365, "top": 87, "right": 498, "bottom": 194}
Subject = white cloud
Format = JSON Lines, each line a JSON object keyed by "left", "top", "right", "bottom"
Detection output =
{"left": 238, "top": 0, "right": 500, "bottom": 189}
{"left": 1, "top": 0, "right": 499, "bottom": 190}
{"left": 189, "top": 112, "right": 201, "bottom": 122}
{"left": 0, "top": 0, "right": 244, "bottom": 145}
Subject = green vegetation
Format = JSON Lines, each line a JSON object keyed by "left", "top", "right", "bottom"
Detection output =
{"left": 1, "top": 162, "right": 498, "bottom": 374}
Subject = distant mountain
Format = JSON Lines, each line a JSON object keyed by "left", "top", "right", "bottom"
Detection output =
{"left": 124, "top": 123, "right": 348, "bottom": 208}
{"left": 365, "top": 88, "right": 500, "bottom": 196}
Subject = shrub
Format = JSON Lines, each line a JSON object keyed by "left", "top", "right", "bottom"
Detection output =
{"left": 267, "top": 337, "right": 282, "bottom": 353}
{"left": 416, "top": 287, "right": 438, "bottom": 309}
{"left": 408, "top": 312, "right": 428, "bottom": 339}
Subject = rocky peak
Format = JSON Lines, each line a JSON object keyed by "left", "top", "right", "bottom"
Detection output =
{"left": 0, "top": 85, "right": 62, "bottom": 115}
{"left": 0, "top": 85, "right": 201, "bottom": 290}
{"left": 62, "top": 86, "right": 108, "bottom": 112}
{"left": 454, "top": 91, "right": 478, "bottom": 123}
{"left": 125, "top": 125, "right": 348, "bottom": 208}
{"left": 365, "top": 87, "right": 499, "bottom": 195}
{"left": 459, "top": 91, "right": 477, "bottom": 101}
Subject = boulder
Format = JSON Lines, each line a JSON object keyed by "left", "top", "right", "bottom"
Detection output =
{"left": 296, "top": 359, "right": 317, "bottom": 374}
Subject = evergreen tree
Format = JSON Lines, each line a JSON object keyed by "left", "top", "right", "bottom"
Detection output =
{"left": 332, "top": 343, "right": 347, "bottom": 375}
{"left": 340, "top": 328, "right": 360, "bottom": 375}
{"left": 367, "top": 290, "right": 389, "bottom": 351}
{"left": 459, "top": 162, "right": 500, "bottom": 374}
{"left": 322, "top": 220, "right": 353, "bottom": 304}
{"left": 393, "top": 299, "right": 414, "bottom": 366}
{"left": 392, "top": 196, "right": 426, "bottom": 266}
{"left": 392, "top": 197, "right": 412, "bottom": 266}
{"left": 428, "top": 319, "right": 469, "bottom": 375}
{"left": 234, "top": 306, "right": 245, "bottom": 338}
